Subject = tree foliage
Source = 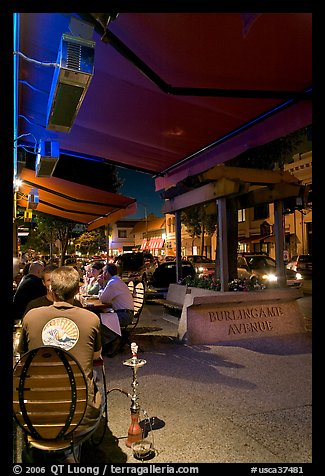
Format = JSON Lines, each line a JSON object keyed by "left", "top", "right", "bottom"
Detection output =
{"left": 226, "top": 127, "right": 309, "bottom": 170}
{"left": 181, "top": 204, "right": 217, "bottom": 255}
{"left": 22, "top": 213, "right": 78, "bottom": 265}
{"left": 75, "top": 230, "right": 106, "bottom": 257}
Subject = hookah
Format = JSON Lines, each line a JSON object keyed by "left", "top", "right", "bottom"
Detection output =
{"left": 123, "top": 342, "right": 147, "bottom": 447}
{"left": 106, "top": 342, "right": 156, "bottom": 459}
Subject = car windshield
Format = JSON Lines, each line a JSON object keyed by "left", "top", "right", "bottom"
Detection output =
{"left": 188, "top": 256, "right": 212, "bottom": 263}
{"left": 117, "top": 254, "right": 145, "bottom": 270}
{"left": 298, "top": 255, "right": 312, "bottom": 263}
{"left": 246, "top": 256, "right": 276, "bottom": 269}
{"left": 152, "top": 262, "right": 194, "bottom": 285}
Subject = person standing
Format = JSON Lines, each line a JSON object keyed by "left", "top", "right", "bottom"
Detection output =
{"left": 98, "top": 263, "right": 134, "bottom": 356}
{"left": 13, "top": 261, "right": 46, "bottom": 324}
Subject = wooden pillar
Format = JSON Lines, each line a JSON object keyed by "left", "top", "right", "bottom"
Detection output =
{"left": 216, "top": 197, "right": 229, "bottom": 291}
{"left": 175, "top": 210, "right": 182, "bottom": 282}
{"left": 13, "top": 221, "right": 18, "bottom": 258}
{"left": 274, "top": 199, "right": 286, "bottom": 287}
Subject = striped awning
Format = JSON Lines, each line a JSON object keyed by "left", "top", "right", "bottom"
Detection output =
{"left": 140, "top": 238, "right": 165, "bottom": 250}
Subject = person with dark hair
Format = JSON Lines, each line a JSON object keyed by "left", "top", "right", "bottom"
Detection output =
{"left": 98, "top": 263, "right": 134, "bottom": 356}
{"left": 87, "top": 261, "right": 105, "bottom": 296}
{"left": 23, "top": 263, "right": 82, "bottom": 316}
{"left": 17, "top": 266, "right": 102, "bottom": 461}
{"left": 13, "top": 261, "right": 46, "bottom": 324}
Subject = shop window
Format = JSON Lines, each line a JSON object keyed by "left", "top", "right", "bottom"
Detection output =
{"left": 253, "top": 204, "right": 269, "bottom": 220}
{"left": 167, "top": 218, "right": 172, "bottom": 233}
{"left": 171, "top": 217, "right": 175, "bottom": 233}
{"left": 238, "top": 209, "right": 246, "bottom": 223}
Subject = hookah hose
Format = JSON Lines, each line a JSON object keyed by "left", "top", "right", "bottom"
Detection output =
{"left": 107, "top": 388, "right": 131, "bottom": 398}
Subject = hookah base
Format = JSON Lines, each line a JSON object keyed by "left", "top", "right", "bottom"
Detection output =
{"left": 126, "top": 429, "right": 143, "bottom": 447}
{"left": 131, "top": 440, "right": 155, "bottom": 460}
{"left": 126, "top": 415, "right": 143, "bottom": 447}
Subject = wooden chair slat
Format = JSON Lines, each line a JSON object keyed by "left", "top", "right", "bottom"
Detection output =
{"left": 13, "top": 346, "right": 107, "bottom": 462}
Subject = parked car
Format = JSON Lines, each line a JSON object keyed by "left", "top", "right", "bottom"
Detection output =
{"left": 186, "top": 255, "right": 215, "bottom": 277}
{"left": 145, "top": 260, "right": 196, "bottom": 301}
{"left": 186, "top": 254, "right": 252, "bottom": 280}
{"left": 237, "top": 253, "right": 303, "bottom": 288}
{"left": 286, "top": 254, "right": 312, "bottom": 277}
{"left": 114, "top": 252, "right": 157, "bottom": 287}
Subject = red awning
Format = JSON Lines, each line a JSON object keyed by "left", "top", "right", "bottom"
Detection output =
{"left": 18, "top": 168, "right": 137, "bottom": 230}
{"left": 17, "top": 13, "right": 312, "bottom": 193}
{"left": 155, "top": 238, "right": 165, "bottom": 249}
{"left": 146, "top": 237, "right": 165, "bottom": 250}
{"left": 140, "top": 239, "right": 148, "bottom": 250}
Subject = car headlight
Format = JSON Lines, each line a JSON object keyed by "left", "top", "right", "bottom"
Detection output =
{"left": 262, "top": 273, "right": 278, "bottom": 282}
{"left": 295, "top": 272, "right": 303, "bottom": 280}
{"left": 197, "top": 266, "right": 205, "bottom": 272}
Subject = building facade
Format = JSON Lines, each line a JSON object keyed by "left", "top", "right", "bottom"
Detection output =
{"left": 107, "top": 151, "right": 312, "bottom": 262}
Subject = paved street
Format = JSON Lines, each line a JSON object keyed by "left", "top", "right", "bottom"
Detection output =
{"left": 80, "top": 293, "right": 312, "bottom": 465}
{"left": 13, "top": 290, "right": 312, "bottom": 466}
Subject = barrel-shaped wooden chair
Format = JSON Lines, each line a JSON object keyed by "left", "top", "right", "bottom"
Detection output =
{"left": 118, "top": 281, "right": 145, "bottom": 350}
{"left": 13, "top": 346, "right": 107, "bottom": 463}
{"left": 127, "top": 281, "right": 145, "bottom": 331}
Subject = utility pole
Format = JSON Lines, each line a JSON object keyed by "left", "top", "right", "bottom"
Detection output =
{"left": 138, "top": 202, "right": 148, "bottom": 240}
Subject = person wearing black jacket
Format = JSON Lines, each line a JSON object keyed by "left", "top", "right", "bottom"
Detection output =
{"left": 13, "top": 261, "right": 46, "bottom": 324}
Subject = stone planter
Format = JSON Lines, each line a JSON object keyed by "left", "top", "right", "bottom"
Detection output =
{"left": 166, "top": 284, "right": 305, "bottom": 344}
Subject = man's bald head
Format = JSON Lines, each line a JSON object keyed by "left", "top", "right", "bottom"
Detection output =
{"left": 29, "top": 261, "right": 45, "bottom": 278}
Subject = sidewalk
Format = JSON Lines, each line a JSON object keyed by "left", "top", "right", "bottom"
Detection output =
{"left": 81, "top": 300, "right": 312, "bottom": 465}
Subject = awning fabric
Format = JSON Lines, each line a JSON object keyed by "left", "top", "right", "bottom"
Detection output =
{"left": 140, "top": 239, "right": 147, "bottom": 251}
{"left": 140, "top": 238, "right": 164, "bottom": 250}
{"left": 149, "top": 238, "right": 164, "bottom": 250}
{"left": 17, "top": 12, "right": 312, "bottom": 195}
{"left": 18, "top": 169, "right": 137, "bottom": 230}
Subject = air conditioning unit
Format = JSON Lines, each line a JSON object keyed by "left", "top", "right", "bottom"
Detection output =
{"left": 46, "top": 33, "right": 95, "bottom": 133}
{"left": 35, "top": 139, "right": 60, "bottom": 177}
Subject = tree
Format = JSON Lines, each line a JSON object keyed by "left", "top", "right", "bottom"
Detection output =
{"left": 19, "top": 157, "right": 124, "bottom": 260}
{"left": 181, "top": 204, "right": 217, "bottom": 256}
{"left": 227, "top": 127, "right": 309, "bottom": 170}
{"left": 75, "top": 230, "right": 106, "bottom": 257}
{"left": 22, "top": 213, "right": 78, "bottom": 265}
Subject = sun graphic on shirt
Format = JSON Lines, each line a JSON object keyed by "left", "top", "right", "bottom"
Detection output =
{"left": 42, "top": 317, "right": 79, "bottom": 351}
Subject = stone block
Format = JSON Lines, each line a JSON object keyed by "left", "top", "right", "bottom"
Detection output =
{"left": 186, "top": 290, "right": 306, "bottom": 344}
{"left": 171, "top": 285, "right": 305, "bottom": 344}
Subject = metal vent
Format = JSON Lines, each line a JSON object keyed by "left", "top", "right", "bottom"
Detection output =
{"left": 46, "top": 34, "right": 95, "bottom": 133}
{"left": 35, "top": 157, "right": 59, "bottom": 177}
{"left": 66, "top": 43, "right": 82, "bottom": 71}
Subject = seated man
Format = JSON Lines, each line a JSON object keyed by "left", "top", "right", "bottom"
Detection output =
{"left": 98, "top": 263, "right": 134, "bottom": 356}
{"left": 17, "top": 266, "right": 102, "bottom": 461}
{"left": 13, "top": 261, "right": 46, "bottom": 324}
{"left": 23, "top": 263, "right": 82, "bottom": 316}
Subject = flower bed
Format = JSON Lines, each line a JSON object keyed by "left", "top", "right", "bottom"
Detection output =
{"left": 183, "top": 274, "right": 265, "bottom": 292}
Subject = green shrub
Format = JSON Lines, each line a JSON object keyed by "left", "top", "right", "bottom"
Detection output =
{"left": 183, "top": 274, "right": 265, "bottom": 291}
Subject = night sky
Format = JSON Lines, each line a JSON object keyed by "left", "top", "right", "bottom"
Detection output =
{"left": 117, "top": 167, "right": 164, "bottom": 219}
